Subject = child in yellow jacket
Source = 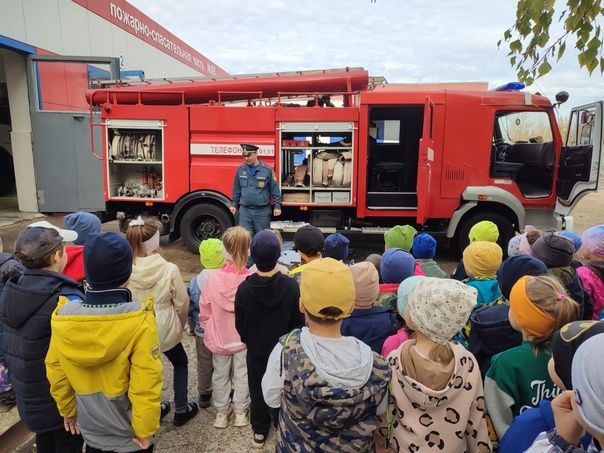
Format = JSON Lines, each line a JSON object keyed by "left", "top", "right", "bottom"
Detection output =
{"left": 46, "top": 232, "right": 163, "bottom": 452}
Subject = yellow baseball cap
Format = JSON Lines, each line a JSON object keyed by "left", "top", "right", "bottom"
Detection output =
{"left": 300, "top": 258, "right": 355, "bottom": 320}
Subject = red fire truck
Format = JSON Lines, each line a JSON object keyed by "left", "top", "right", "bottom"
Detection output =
{"left": 86, "top": 68, "right": 603, "bottom": 253}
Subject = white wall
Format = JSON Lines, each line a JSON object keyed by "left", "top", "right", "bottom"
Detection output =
{"left": 0, "top": 0, "right": 217, "bottom": 78}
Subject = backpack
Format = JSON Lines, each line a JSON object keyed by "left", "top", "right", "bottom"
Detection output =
{"left": 468, "top": 303, "right": 523, "bottom": 378}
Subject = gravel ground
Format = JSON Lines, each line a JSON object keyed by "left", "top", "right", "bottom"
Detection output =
{"left": 155, "top": 335, "right": 277, "bottom": 453}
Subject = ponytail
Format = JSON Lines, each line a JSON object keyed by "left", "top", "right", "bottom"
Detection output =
{"left": 525, "top": 275, "right": 580, "bottom": 351}
{"left": 428, "top": 343, "right": 454, "bottom": 365}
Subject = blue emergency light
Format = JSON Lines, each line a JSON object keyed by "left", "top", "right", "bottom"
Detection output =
{"left": 493, "top": 82, "right": 526, "bottom": 92}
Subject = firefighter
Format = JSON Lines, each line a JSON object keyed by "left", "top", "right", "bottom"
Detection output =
{"left": 230, "top": 144, "right": 282, "bottom": 236}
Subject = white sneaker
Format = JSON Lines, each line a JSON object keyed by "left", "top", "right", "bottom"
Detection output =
{"left": 233, "top": 410, "right": 249, "bottom": 427}
{"left": 214, "top": 411, "right": 230, "bottom": 429}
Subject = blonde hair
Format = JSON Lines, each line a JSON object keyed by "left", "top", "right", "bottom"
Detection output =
{"left": 525, "top": 275, "right": 580, "bottom": 351}
{"left": 222, "top": 226, "right": 251, "bottom": 271}
{"left": 126, "top": 217, "right": 162, "bottom": 258}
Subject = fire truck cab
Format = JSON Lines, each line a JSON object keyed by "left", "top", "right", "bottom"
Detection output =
{"left": 88, "top": 68, "right": 603, "bottom": 253}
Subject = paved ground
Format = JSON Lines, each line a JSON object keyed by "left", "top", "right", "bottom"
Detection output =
{"left": 2, "top": 188, "right": 604, "bottom": 452}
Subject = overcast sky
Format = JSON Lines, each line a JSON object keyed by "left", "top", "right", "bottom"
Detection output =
{"left": 130, "top": 0, "right": 603, "bottom": 115}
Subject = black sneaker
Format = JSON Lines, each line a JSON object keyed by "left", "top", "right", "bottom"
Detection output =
{"left": 160, "top": 401, "right": 171, "bottom": 419}
{"left": 198, "top": 393, "right": 212, "bottom": 409}
{"left": 173, "top": 402, "right": 199, "bottom": 427}
{"left": 251, "top": 433, "right": 267, "bottom": 449}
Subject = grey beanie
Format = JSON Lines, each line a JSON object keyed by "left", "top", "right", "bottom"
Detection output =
{"left": 572, "top": 334, "right": 604, "bottom": 436}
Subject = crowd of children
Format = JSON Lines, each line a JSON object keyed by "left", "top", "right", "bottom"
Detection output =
{"left": 0, "top": 214, "right": 604, "bottom": 452}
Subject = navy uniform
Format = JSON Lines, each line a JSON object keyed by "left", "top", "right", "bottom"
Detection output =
{"left": 231, "top": 144, "right": 282, "bottom": 236}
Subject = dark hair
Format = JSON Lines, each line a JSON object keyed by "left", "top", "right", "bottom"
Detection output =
{"left": 17, "top": 243, "right": 64, "bottom": 269}
{"left": 305, "top": 306, "right": 344, "bottom": 326}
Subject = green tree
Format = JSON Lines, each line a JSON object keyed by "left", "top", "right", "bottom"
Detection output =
{"left": 501, "top": 0, "right": 604, "bottom": 85}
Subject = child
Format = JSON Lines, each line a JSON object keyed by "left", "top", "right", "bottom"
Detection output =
{"left": 341, "top": 261, "right": 399, "bottom": 353}
{"left": 469, "top": 255, "right": 548, "bottom": 377}
{"left": 577, "top": 225, "right": 604, "bottom": 319}
{"left": 532, "top": 233, "right": 593, "bottom": 320}
{"left": 525, "top": 333, "right": 604, "bottom": 452}
{"left": 518, "top": 225, "right": 543, "bottom": 256}
{"left": 560, "top": 230, "right": 583, "bottom": 269}
{"left": 0, "top": 235, "right": 23, "bottom": 410}
{"left": 235, "top": 230, "right": 304, "bottom": 448}
{"left": 463, "top": 241, "right": 503, "bottom": 305}
{"left": 249, "top": 230, "right": 289, "bottom": 274}
{"left": 452, "top": 220, "right": 499, "bottom": 281}
{"left": 187, "top": 238, "right": 225, "bottom": 409}
{"left": 365, "top": 253, "right": 382, "bottom": 281}
{"left": 485, "top": 275, "right": 580, "bottom": 439}
{"left": 62, "top": 211, "right": 102, "bottom": 285}
{"left": 0, "top": 222, "right": 84, "bottom": 452}
{"left": 384, "top": 224, "right": 417, "bottom": 251}
{"left": 262, "top": 258, "right": 391, "bottom": 452}
{"left": 378, "top": 248, "right": 415, "bottom": 309}
{"left": 507, "top": 234, "right": 523, "bottom": 257}
{"left": 46, "top": 232, "right": 163, "bottom": 453}
{"left": 200, "top": 226, "right": 251, "bottom": 429}
{"left": 289, "top": 224, "right": 324, "bottom": 279}
{"left": 126, "top": 216, "right": 197, "bottom": 427}
{"left": 323, "top": 232, "right": 350, "bottom": 261}
{"left": 380, "top": 275, "right": 424, "bottom": 357}
{"left": 500, "top": 320, "right": 604, "bottom": 452}
{"left": 379, "top": 277, "right": 492, "bottom": 452}
{"left": 411, "top": 232, "right": 447, "bottom": 278}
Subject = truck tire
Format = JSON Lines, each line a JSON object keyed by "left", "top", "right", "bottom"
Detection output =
{"left": 180, "top": 203, "right": 233, "bottom": 253}
{"left": 454, "top": 211, "right": 516, "bottom": 257}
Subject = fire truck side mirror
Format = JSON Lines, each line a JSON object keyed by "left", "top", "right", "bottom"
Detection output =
{"left": 555, "top": 91, "right": 569, "bottom": 106}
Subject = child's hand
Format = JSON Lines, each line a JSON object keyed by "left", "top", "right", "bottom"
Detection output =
{"left": 132, "top": 436, "right": 153, "bottom": 450}
{"left": 64, "top": 416, "right": 80, "bottom": 435}
{"left": 551, "top": 390, "right": 584, "bottom": 446}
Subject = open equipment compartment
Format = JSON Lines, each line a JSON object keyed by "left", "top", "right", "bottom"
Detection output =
{"left": 279, "top": 121, "right": 354, "bottom": 205}
{"left": 106, "top": 119, "right": 165, "bottom": 200}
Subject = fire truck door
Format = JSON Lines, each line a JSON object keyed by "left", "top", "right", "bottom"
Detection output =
{"left": 556, "top": 101, "right": 603, "bottom": 216}
{"left": 416, "top": 97, "right": 435, "bottom": 225}
{"left": 25, "top": 55, "right": 120, "bottom": 212}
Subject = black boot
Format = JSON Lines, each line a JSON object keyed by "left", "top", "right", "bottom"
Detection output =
{"left": 173, "top": 402, "right": 199, "bottom": 427}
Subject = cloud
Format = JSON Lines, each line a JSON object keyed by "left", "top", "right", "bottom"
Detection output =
{"left": 129, "top": 0, "right": 603, "bottom": 111}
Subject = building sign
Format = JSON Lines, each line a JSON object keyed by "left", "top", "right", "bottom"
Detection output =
{"left": 71, "top": 0, "right": 228, "bottom": 77}
{"left": 190, "top": 144, "right": 275, "bottom": 157}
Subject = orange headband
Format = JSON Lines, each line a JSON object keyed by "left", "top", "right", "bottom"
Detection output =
{"left": 510, "top": 276, "right": 556, "bottom": 337}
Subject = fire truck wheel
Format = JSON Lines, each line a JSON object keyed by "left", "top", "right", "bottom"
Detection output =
{"left": 180, "top": 203, "right": 234, "bottom": 254}
{"left": 454, "top": 211, "right": 516, "bottom": 257}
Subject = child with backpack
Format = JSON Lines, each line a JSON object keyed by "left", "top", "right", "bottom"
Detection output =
{"left": 377, "top": 248, "right": 415, "bottom": 309}
{"left": 378, "top": 277, "right": 492, "bottom": 452}
{"left": 46, "top": 232, "right": 163, "bottom": 453}
{"left": 411, "top": 232, "right": 447, "bottom": 278}
{"left": 187, "top": 238, "right": 225, "bottom": 409}
{"left": 62, "top": 211, "right": 102, "bottom": 286}
{"left": 262, "top": 258, "right": 391, "bottom": 452}
{"left": 500, "top": 320, "right": 604, "bottom": 452}
{"left": 341, "top": 261, "right": 399, "bottom": 353}
{"left": 235, "top": 230, "right": 305, "bottom": 448}
{"left": 468, "top": 255, "right": 548, "bottom": 378}
{"left": 126, "top": 217, "right": 197, "bottom": 427}
{"left": 525, "top": 333, "right": 604, "bottom": 452}
{"left": 0, "top": 222, "right": 84, "bottom": 452}
{"left": 485, "top": 275, "right": 581, "bottom": 440}
{"left": 577, "top": 225, "right": 604, "bottom": 319}
{"left": 200, "top": 226, "right": 252, "bottom": 429}
{"left": 462, "top": 241, "right": 503, "bottom": 305}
